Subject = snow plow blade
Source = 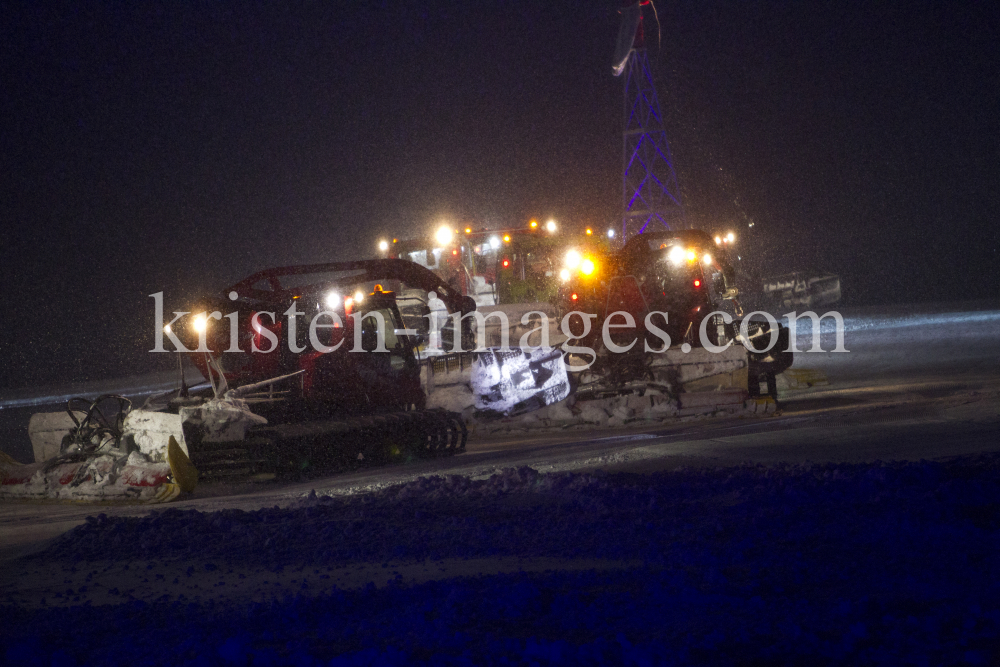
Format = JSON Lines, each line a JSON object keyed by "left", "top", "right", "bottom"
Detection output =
{"left": 8, "top": 397, "right": 197, "bottom": 504}
{"left": 0, "top": 442, "right": 197, "bottom": 504}
{"left": 28, "top": 408, "right": 190, "bottom": 465}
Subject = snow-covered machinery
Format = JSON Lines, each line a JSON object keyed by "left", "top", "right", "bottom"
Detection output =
{"left": 383, "top": 230, "right": 499, "bottom": 309}
{"left": 7, "top": 260, "right": 472, "bottom": 497}
{"left": 3, "top": 395, "right": 198, "bottom": 502}
{"left": 380, "top": 223, "right": 594, "bottom": 353}
{"left": 163, "top": 259, "right": 471, "bottom": 477}
{"left": 555, "top": 229, "right": 793, "bottom": 401}
{"left": 378, "top": 228, "right": 497, "bottom": 353}
{"left": 762, "top": 271, "right": 842, "bottom": 310}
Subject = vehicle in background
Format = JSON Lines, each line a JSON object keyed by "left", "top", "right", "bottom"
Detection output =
{"left": 382, "top": 227, "right": 498, "bottom": 308}
{"left": 556, "top": 229, "right": 791, "bottom": 399}
{"left": 380, "top": 222, "right": 611, "bottom": 308}
{"left": 762, "top": 272, "right": 842, "bottom": 310}
{"left": 557, "top": 230, "right": 738, "bottom": 344}
{"left": 379, "top": 222, "right": 604, "bottom": 350}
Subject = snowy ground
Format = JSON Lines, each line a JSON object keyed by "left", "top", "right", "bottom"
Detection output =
{"left": 6, "top": 455, "right": 1000, "bottom": 664}
{"left": 2, "top": 301, "right": 1000, "bottom": 664}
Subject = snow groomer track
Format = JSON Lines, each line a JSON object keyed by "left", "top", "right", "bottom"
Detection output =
{"left": 189, "top": 408, "right": 467, "bottom": 478}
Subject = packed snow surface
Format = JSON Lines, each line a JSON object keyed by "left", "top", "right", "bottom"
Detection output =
{"left": 5, "top": 455, "right": 1000, "bottom": 665}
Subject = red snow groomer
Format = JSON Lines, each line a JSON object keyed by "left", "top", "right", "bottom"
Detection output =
{"left": 163, "top": 259, "right": 477, "bottom": 477}
{"left": 6, "top": 260, "right": 476, "bottom": 501}
{"left": 555, "top": 229, "right": 793, "bottom": 400}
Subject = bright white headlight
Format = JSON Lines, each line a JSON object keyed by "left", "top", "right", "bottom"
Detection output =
{"left": 435, "top": 225, "right": 453, "bottom": 246}
{"left": 564, "top": 249, "right": 581, "bottom": 269}
{"left": 667, "top": 246, "right": 685, "bottom": 266}
{"left": 324, "top": 291, "right": 341, "bottom": 309}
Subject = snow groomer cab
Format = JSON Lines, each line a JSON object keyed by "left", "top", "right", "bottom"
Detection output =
{"left": 172, "top": 259, "right": 477, "bottom": 419}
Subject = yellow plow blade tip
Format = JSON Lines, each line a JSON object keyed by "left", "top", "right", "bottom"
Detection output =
{"left": 148, "top": 483, "right": 182, "bottom": 504}
{"left": 167, "top": 435, "right": 199, "bottom": 494}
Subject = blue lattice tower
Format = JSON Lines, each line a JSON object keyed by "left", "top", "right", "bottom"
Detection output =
{"left": 616, "top": 4, "right": 686, "bottom": 239}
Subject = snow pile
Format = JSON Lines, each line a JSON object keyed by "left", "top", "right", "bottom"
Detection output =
{"left": 178, "top": 397, "right": 267, "bottom": 443}
{"left": 121, "top": 410, "right": 187, "bottom": 461}
{"left": 6, "top": 455, "right": 1000, "bottom": 663}
{"left": 425, "top": 383, "right": 476, "bottom": 414}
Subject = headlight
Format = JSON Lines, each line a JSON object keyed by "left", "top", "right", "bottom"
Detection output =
{"left": 325, "top": 291, "right": 342, "bottom": 309}
{"left": 686, "top": 248, "right": 697, "bottom": 262}
{"left": 564, "top": 249, "right": 581, "bottom": 270}
{"left": 703, "top": 253, "right": 713, "bottom": 266}
{"left": 353, "top": 290, "right": 364, "bottom": 303}
{"left": 192, "top": 313, "right": 208, "bottom": 334}
{"left": 435, "top": 225, "right": 453, "bottom": 246}
{"left": 559, "top": 269, "right": 570, "bottom": 282}
{"left": 489, "top": 236, "right": 501, "bottom": 249}
{"left": 580, "top": 258, "right": 596, "bottom": 276}
{"left": 667, "top": 246, "right": 685, "bottom": 266}
{"left": 378, "top": 240, "right": 389, "bottom": 252}
{"left": 545, "top": 220, "right": 557, "bottom": 233}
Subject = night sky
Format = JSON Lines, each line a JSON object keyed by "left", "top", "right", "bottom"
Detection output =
{"left": 1, "top": 1, "right": 997, "bottom": 390}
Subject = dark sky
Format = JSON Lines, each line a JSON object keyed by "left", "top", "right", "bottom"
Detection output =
{"left": 1, "top": 1, "right": 997, "bottom": 389}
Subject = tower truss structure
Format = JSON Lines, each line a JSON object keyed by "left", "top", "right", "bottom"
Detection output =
{"left": 620, "top": 44, "right": 686, "bottom": 239}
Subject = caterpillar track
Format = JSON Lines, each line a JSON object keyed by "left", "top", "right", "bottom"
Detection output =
{"left": 185, "top": 409, "right": 467, "bottom": 479}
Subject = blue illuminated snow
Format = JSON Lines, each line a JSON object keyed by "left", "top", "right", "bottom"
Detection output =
{"left": 5, "top": 457, "right": 1000, "bottom": 664}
